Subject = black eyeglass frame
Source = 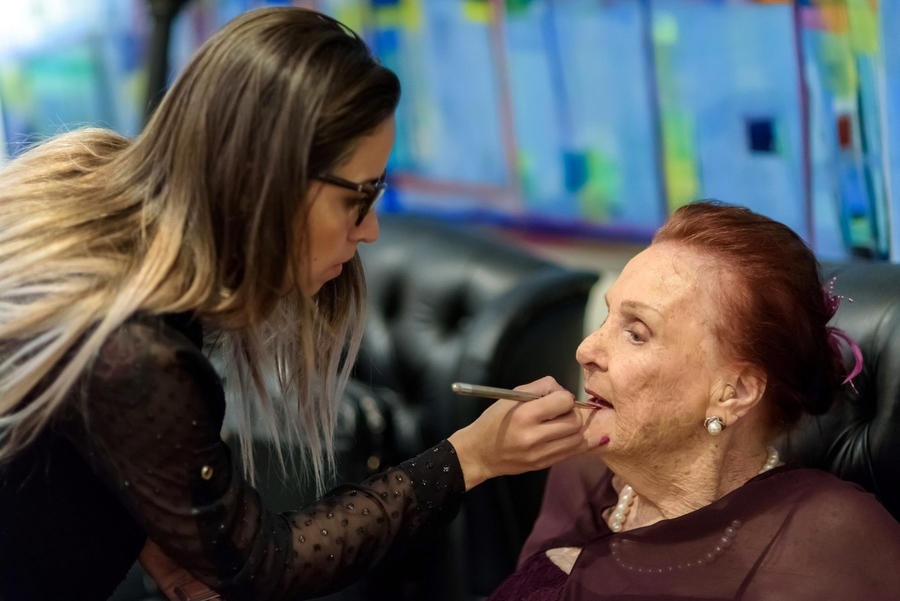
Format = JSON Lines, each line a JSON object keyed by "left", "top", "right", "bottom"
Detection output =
{"left": 314, "top": 171, "right": 387, "bottom": 225}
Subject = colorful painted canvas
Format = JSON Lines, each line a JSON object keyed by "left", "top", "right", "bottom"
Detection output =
{"left": 0, "top": 0, "right": 149, "bottom": 158}
{"left": 1, "top": 0, "right": 898, "bottom": 260}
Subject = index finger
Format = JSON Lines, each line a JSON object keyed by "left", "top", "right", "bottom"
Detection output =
{"left": 513, "top": 376, "right": 566, "bottom": 397}
{"left": 518, "top": 389, "right": 578, "bottom": 422}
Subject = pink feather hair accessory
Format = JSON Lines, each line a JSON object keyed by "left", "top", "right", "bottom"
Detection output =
{"left": 823, "top": 277, "right": 863, "bottom": 386}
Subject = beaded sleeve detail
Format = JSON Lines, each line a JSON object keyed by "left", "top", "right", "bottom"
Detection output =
{"left": 60, "top": 318, "right": 466, "bottom": 600}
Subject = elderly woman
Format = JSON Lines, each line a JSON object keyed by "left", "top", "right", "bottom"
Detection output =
{"left": 489, "top": 201, "right": 900, "bottom": 601}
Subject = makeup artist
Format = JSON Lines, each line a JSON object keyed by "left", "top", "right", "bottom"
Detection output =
{"left": 0, "top": 7, "right": 599, "bottom": 600}
{"left": 489, "top": 201, "right": 900, "bottom": 601}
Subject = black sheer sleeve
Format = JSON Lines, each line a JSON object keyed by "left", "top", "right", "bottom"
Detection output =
{"left": 60, "top": 318, "right": 465, "bottom": 600}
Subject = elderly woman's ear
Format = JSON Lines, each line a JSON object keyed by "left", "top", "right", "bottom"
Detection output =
{"left": 709, "top": 368, "right": 767, "bottom": 428}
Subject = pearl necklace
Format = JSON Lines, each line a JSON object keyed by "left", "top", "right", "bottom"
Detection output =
{"left": 608, "top": 446, "right": 780, "bottom": 533}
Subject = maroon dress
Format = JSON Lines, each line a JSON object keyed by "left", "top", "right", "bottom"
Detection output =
{"left": 489, "top": 551, "right": 567, "bottom": 601}
{"left": 491, "top": 455, "right": 900, "bottom": 601}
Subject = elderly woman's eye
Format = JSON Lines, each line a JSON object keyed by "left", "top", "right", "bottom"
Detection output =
{"left": 626, "top": 328, "right": 646, "bottom": 344}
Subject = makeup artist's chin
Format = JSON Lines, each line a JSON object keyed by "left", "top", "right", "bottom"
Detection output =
{"left": 304, "top": 263, "right": 343, "bottom": 297}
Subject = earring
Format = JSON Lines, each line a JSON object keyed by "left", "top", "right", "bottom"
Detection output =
{"left": 704, "top": 416, "right": 725, "bottom": 435}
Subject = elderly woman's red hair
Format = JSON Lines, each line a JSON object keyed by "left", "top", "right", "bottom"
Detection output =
{"left": 654, "top": 200, "right": 850, "bottom": 432}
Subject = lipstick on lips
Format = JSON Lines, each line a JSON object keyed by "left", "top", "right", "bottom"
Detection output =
{"left": 584, "top": 389, "right": 614, "bottom": 410}
{"left": 578, "top": 397, "right": 608, "bottom": 409}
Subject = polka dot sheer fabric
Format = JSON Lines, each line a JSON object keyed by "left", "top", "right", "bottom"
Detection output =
{"left": 57, "top": 316, "right": 465, "bottom": 599}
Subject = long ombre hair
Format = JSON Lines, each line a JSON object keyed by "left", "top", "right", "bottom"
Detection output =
{"left": 0, "top": 7, "right": 400, "bottom": 493}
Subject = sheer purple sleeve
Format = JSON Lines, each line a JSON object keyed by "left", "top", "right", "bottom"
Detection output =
{"left": 61, "top": 319, "right": 465, "bottom": 600}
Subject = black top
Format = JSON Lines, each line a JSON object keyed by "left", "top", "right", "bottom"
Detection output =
{"left": 0, "top": 314, "right": 465, "bottom": 600}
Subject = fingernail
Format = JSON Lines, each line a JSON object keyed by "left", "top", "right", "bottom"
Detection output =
{"left": 599, "top": 436, "right": 610, "bottom": 446}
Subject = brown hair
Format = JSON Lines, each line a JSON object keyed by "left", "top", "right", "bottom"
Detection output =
{"left": 653, "top": 201, "right": 845, "bottom": 432}
{"left": 0, "top": 7, "right": 400, "bottom": 492}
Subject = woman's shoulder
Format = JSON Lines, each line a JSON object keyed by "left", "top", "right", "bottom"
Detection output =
{"left": 89, "top": 312, "right": 212, "bottom": 386}
{"left": 751, "top": 465, "right": 900, "bottom": 596}
{"left": 766, "top": 465, "right": 900, "bottom": 539}
{"left": 68, "top": 313, "right": 225, "bottom": 428}
{"left": 115, "top": 312, "right": 202, "bottom": 350}
{"left": 766, "top": 464, "right": 873, "bottom": 498}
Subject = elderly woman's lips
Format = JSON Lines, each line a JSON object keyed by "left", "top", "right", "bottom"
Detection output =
{"left": 590, "top": 396, "right": 614, "bottom": 409}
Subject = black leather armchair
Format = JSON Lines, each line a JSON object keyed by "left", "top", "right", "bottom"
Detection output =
{"left": 780, "top": 262, "right": 900, "bottom": 522}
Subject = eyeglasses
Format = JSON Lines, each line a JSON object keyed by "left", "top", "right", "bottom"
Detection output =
{"left": 314, "top": 171, "right": 387, "bottom": 226}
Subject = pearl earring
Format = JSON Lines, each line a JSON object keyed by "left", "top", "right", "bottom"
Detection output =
{"left": 704, "top": 416, "right": 725, "bottom": 435}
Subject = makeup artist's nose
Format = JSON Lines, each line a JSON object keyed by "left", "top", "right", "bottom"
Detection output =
{"left": 354, "top": 210, "right": 379, "bottom": 243}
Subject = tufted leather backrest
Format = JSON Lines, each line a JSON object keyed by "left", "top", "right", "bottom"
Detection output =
{"left": 353, "top": 214, "right": 599, "bottom": 601}
{"left": 357, "top": 215, "right": 599, "bottom": 449}
{"left": 780, "top": 262, "right": 900, "bottom": 522}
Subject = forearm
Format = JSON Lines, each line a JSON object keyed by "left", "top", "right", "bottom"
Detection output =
{"left": 139, "top": 440, "right": 466, "bottom": 600}
{"left": 268, "top": 439, "right": 466, "bottom": 598}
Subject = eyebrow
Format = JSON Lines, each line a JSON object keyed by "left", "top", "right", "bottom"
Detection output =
{"left": 604, "top": 295, "right": 662, "bottom": 316}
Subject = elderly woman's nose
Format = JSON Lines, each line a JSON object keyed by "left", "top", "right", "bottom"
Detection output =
{"left": 576, "top": 327, "right": 607, "bottom": 370}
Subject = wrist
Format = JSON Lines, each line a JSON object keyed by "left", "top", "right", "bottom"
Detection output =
{"left": 448, "top": 428, "right": 490, "bottom": 491}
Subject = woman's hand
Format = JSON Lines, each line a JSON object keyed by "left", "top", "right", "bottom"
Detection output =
{"left": 139, "top": 539, "right": 220, "bottom": 601}
{"left": 447, "top": 376, "right": 597, "bottom": 490}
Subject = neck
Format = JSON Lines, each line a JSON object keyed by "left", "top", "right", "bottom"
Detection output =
{"left": 607, "top": 441, "right": 777, "bottom": 529}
